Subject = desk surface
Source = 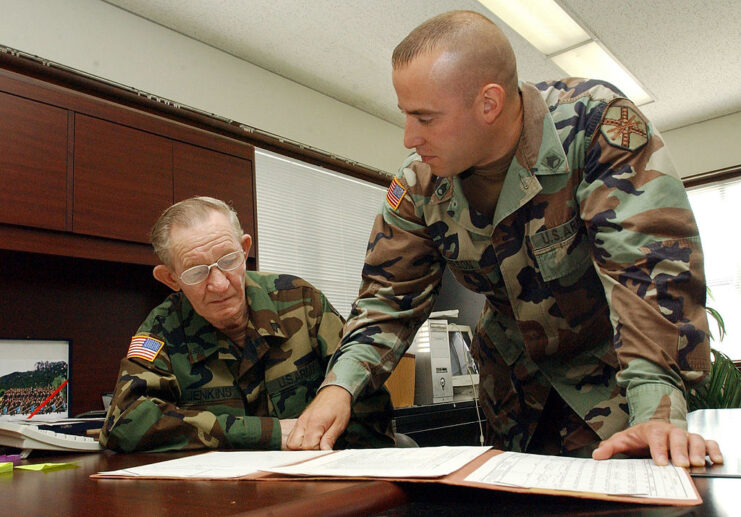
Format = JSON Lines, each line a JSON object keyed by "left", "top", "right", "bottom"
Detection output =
{"left": 386, "top": 476, "right": 731, "bottom": 516}
{"left": 388, "top": 408, "right": 739, "bottom": 516}
{"left": 0, "top": 451, "right": 407, "bottom": 517}
{"left": 3, "top": 409, "right": 739, "bottom": 517}
{"left": 2, "top": 451, "right": 735, "bottom": 517}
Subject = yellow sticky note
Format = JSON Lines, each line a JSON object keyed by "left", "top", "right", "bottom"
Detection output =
{"left": 16, "top": 462, "right": 78, "bottom": 472}
{"left": 0, "top": 463, "right": 11, "bottom": 474}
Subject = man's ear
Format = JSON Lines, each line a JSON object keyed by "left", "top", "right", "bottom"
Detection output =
{"left": 241, "top": 234, "right": 253, "bottom": 256}
{"left": 153, "top": 265, "right": 181, "bottom": 291}
{"left": 481, "top": 83, "right": 506, "bottom": 124}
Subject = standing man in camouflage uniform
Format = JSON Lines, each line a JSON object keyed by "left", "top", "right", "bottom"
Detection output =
{"left": 288, "top": 11, "right": 723, "bottom": 467}
{"left": 100, "top": 196, "right": 393, "bottom": 452}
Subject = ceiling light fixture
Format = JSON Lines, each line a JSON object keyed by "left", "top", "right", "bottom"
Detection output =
{"left": 478, "top": 0, "right": 653, "bottom": 105}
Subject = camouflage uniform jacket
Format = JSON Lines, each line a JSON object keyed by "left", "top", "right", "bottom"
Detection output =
{"left": 100, "top": 271, "right": 394, "bottom": 452}
{"left": 323, "top": 79, "right": 711, "bottom": 452}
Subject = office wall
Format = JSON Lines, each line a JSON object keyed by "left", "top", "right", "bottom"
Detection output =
{"left": 662, "top": 112, "right": 741, "bottom": 178}
{"left": 2, "top": 1, "right": 737, "bottom": 179}
{"left": 0, "top": 0, "right": 407, "bottom": 175}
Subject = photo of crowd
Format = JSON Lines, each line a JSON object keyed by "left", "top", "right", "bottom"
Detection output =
{"left": 0, "top": 386, "right": 68, "bottom": 416}
{"left": 0, "top": 359, "right": 69, "bottom": 420}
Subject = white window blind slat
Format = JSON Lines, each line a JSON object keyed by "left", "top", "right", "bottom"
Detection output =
{"left": 255, "top": 149, "right": 386, "bottom": 318}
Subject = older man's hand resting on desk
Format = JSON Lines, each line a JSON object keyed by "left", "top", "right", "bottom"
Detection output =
{"left": 592, "top": 420, "right": 724, "bottom": 467}
{"left": 286, "top": 386, "right": 352, "bottom": 450}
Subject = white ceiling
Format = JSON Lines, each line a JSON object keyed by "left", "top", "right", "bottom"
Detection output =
{"left": 103, "top": 0, "right": 741, "bottom": 133}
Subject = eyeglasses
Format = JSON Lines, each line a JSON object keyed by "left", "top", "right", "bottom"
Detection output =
{"left": 178, "top": 251, "right": 246, "bottom": 285}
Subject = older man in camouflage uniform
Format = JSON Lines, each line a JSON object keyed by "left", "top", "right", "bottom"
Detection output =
{"left": 99, "top": 196, "right": 394, "bottom": 452}
{"left": 289, "top": 11, "right": 723, "bottom": 467}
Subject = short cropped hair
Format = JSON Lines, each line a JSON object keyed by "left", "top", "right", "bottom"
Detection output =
{"left": 150, "top": 196, "right": 243, "bottom": 267}
{"left": 392, "top": 10, "right": 519, "bottom": 102}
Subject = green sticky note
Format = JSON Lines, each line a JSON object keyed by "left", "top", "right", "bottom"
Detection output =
{"left": 16, "top": 462, "right": 78, "bottom": 472}
{"left": 0, "top": 463, "right": 11, "bottom": 474}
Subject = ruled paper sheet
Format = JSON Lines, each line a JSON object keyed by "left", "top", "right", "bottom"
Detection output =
{"left": 464, "top": 452, "right": 697, "bottom": 500}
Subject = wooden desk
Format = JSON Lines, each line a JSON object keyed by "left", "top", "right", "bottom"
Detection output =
{"left": 3, "top": 409, "right": 739, "bottom": 517}
{"left": 0, "top": 451, "right": 407, "bottom": 517}
{"left": 387, "top": 408, "right": 741, "bottom": 516}
{"left": 388, "top": 476, "right": 733, "bottom": 516}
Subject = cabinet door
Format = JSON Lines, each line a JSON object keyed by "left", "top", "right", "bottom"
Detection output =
{"left": 173, "top": 142, "right": 256, "bottom": 254}
{"left": 0, "top": 91, "right": 67, "bottom": 230}
{"left": 73, "top": 115, "right": 173, "bottom": 243}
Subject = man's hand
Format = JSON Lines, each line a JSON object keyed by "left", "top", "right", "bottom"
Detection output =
{"left": 279, "top": 418, "right": 297, "bottom": 450}
{"left": 592, "top": 420, "right": 723, "bottom": 467}
{"left": 286, "top": 386, "right": 352, "bottom": 450}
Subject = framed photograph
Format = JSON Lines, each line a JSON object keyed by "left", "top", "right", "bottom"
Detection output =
{"left": 0, "top": 339, "right": 70, "bottom": 421}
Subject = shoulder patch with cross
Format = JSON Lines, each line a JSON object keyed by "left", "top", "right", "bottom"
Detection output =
{"left": 600, "top": 105, "right": 648, "bottom": 151}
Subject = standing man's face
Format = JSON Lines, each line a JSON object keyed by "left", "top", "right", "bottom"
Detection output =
{"left": 393, "top": 50, "right": 491, "bottom": 177}
{"left": 154, "top": 211, "right": 251, "bottom": 332}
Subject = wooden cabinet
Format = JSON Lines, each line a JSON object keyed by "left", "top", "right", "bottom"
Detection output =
{"left": 0, "top": 68, "right": 257, "bottom": 265}
{"left": 0, "top": 67, "right": 258, "bottom": 415}
{"left": 173, "top": 142, "right": 256, "bottom": 255}
{"left": 0, "top": 91, "right": 68, "bottom": 231}
{"left": 73, "top": 115, "right": 173, "bottom": 243}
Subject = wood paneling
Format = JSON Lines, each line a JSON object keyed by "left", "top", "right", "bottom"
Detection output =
{"left": 0, "top": 66, "right": 259, "bottom": 414}
{"left": 0, "top": 68, "right": 258, "bottom": 261}
{"left": 0, "top": 69, "right": 254, "bottom": 162}
{"left": 0, "top": 60, "right": 389, "bottom": 187}
{"left": 73, "top": 114, "right": 173, "bottom": 243}
{"left": 0, "top": 91, "right": 67, "bottom": 230}
{"left": 0, "top": 250, "right": 171, "bottom": 413}
{"left": 173, "top": 142, "right": 257, "bottom": 256}
{"left": 0, "top": 223, "right": 160, "bottom": 265}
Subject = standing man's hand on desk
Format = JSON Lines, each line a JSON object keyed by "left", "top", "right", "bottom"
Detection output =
{"left": 592, "top": 420, "right": 724, "bottom": 467}
{"left": 286, "top": 386, "right": 352, "bottom": 450}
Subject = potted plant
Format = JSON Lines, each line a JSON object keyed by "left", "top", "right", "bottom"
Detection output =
{"left": 687, "top": 301, "right": 741, "bottom": 410}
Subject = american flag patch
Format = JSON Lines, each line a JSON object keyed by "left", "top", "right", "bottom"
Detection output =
{"left": 386, "top": 177, "right": 407, "bottom": 210}
{"left": 127, "top": 335, "right": 165, "bottom": 362}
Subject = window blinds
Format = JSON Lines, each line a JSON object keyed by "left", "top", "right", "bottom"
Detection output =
{"left": 255, "top": 148, "right": 387, "bottom": 318}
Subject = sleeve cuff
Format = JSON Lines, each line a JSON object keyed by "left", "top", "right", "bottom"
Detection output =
{"left": 320, "top": 356, "right": 372, "bottom": 401}
{"left": 626, "top": 383, "right": 688, "bottom": 429}
{"left": 231, "top": 416, "right": 282, "bottom": 450}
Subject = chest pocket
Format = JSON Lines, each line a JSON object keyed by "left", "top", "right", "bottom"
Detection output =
{"left": 265, "top": 359, "right": 324, "bottom": 418}
{"left": 530, "top": 216, "right": 591, "bottom": 282}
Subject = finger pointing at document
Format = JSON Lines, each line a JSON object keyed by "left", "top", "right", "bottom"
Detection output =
{"left": 286, "top": 385, "right": 352, "bottom": 450}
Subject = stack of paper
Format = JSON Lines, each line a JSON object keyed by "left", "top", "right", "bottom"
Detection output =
{"left": 93, "top": 447, "right": 701, "bottom": 506}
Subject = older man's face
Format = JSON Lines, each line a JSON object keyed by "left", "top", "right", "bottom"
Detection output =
{"left": 167, "top": 211, "right": 249, "bottom": 331}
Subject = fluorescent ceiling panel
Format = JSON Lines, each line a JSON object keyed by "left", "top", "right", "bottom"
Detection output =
{"left": 478, "top": 0, "right": 589, "bottom": 55}
{"left": 551, "top": 42, "right": 652, "bottom": 106}
{"left": 479, "top": 0, "right": 652, "bottom": 105}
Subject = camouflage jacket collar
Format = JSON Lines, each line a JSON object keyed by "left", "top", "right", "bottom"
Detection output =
{"left": 175, "top": 295, "right": 240, "bottom": 365}
{"left": 429, "top": 176, "right": 454, "bottom": 205}
{"left": 516, "top": 82, "right": 570, "bottom": 177}
{"left": 490, "top": 82, "right": 570, "bottom": 229}
{"left": 426, "top": 83, "right": 570, "bottom": 234}
{"left": 181, "top": 274, "right": 288, "bottom": 366}
{"left": 243, "top": 272, "right": 289, "bottom": 339}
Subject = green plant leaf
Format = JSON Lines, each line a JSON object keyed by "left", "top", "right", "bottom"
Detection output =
{"left": 688, "top": 349, "right": 741, "bottom": 410}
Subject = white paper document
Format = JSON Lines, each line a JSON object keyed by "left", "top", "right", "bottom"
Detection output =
{"left": 263, "top": 446, "right": 490, "bottom": 478}
{"left": 97, "top": 450, "right": 329, "bottom": 479}
{"left": 465, "top": 452, "right": 697, "bottom": 500}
